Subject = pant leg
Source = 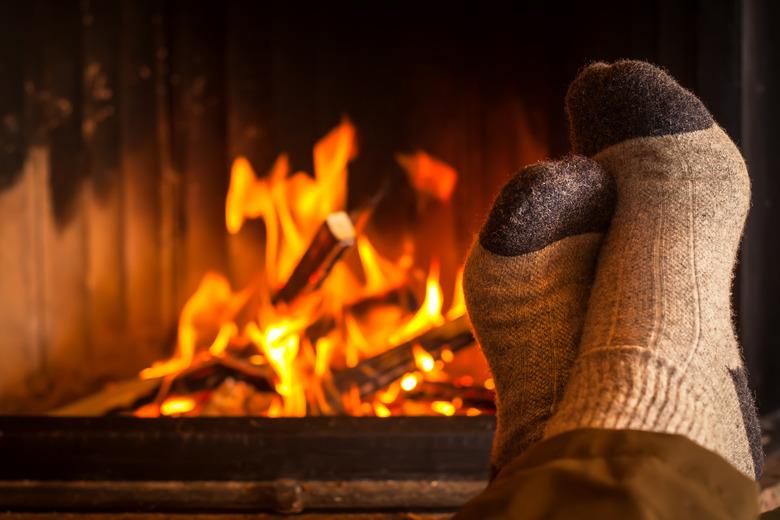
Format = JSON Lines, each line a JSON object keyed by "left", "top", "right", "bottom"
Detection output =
{"left": 455, "top": 428, "right": 759, "bottom": 520}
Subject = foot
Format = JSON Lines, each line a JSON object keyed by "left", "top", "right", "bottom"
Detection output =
{"left": 464, "top": 156, "right": 615, "bottom": 473}
{"left": 546, "top": 60, "right": 763, "bottom": 479}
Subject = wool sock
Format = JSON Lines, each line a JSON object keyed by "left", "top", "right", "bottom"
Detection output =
{"left": 545, "top": 60, "right": 763, "bottom": 479}
{"left": 464, "top": 156, "right": 615, "bottom": 473}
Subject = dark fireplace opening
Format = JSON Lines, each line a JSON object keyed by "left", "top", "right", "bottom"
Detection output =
{"left": 2, "top": 0, "right": 779, "bottom": 516}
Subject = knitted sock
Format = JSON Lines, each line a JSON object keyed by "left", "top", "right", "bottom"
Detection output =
{"left": 464, "top": 157, "right": 615, "bottom": 473}
{"left": 545, "top": 60, "right": 763, "bottom": 479}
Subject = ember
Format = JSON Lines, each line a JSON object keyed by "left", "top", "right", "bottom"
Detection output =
{"left": 59, "top": 119, "right": 493, "bottom": 419}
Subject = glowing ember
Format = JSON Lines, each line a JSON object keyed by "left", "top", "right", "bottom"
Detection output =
{"left": 413, "top": 344, "right": 435, "bottom": 373}
{"left": 373, "top": 402, "right": 392, "bottom": 417}
{"left": 431, "top": 401, "right": 456, "bottom": 416}
{"left": 160, "top": 396, "right": 196, "bottom": 416}
{"left": 400, "top": 373, "right": 419, "bottom": 392}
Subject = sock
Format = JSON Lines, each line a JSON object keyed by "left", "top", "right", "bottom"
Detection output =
{"left": 464, "top": 156, "right": 615, "bottom": 473}
{"left": 545, "top": 60, "right": 763, "bottom": 479}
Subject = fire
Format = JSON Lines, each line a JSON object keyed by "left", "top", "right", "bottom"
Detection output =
{"left": 246, "top": 320, "right": 307, "bottom": 417}
{"left": 225, "top": 118, "right": 355, "bottom": 287}
{"left": 356, "top": 235, "right": 407, "bottom": 297}
{"left": 397, "top": 151, "right": 458, "bottom": 202}
{"left": 445, "top": 268, "right": 466, "bottom": 320}
{"left": 134, "top": 118, "right": 492, "bottom": 419}
{"left": 140, "top": 273, "right": 249, "bottom": 379}
{"left": 389, "top": 260, "right": 445, "bottom": 344}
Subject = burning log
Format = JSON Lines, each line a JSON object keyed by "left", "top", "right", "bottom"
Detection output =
{"left": 49, "top": 377, "right": 162, "bottom": 417}
{"left": 272, "top": 212, "right": 356, "bottom": 305}
{"left": 332, "top": 315, "right": 475, "bottom": 398}
{"left": 151, "top": 353, "right": 275, "bottom": 406}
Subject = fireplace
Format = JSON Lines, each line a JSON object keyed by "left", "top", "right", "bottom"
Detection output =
{"left": 2, "top": 0, "right": 776, "bottom": 516}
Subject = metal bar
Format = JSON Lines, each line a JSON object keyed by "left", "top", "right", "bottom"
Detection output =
{"left": 0, "top": 479, "right": 486, "bottom": 514}
{"left": 0, "top": 416, "right": 493, "bottom": 482}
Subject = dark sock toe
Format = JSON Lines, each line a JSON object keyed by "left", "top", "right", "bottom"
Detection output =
{"left": 566, "top": 60, "right": 714, "bottom": 157}
{"left": 479, "top": 156, "right": 615, "bottom": 257}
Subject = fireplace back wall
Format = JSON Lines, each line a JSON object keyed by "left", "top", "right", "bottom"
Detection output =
{"left": 0, "top": 0, "right": 756, "bottom": 413}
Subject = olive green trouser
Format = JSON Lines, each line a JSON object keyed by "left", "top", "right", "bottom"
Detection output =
{"left": 455, "top": 429, "right": 772, "bottom": 519}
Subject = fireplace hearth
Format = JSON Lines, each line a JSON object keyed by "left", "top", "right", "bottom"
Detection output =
{"left": 0, "top": 416, "right": 493, "bottom": 515}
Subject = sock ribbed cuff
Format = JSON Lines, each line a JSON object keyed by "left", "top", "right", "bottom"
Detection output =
{"left": 544, "top": 346, "right": 716, "bottom": 449}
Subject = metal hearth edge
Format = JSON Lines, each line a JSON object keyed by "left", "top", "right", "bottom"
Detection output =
{"left": 0, "top": 416, "right": 494, "bottom": 513}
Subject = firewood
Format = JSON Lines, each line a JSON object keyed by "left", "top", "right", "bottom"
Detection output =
{"left": 332, "top": 315, "right": 475, "bottom": 398}
{"left": 49, "top": 377, "right": 162, "bottom": 416}
{"left": 152, "top": 352, "right": 275, "bottom": 407}
{"left": 272, "top": 211, "right": 356, "bottom": 305}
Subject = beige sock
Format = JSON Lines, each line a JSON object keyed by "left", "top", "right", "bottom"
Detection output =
{"left": 464, "top": 157, "right": 615, "bottom": 473}
{"left": 545, "top": 60, "right": 763, "bottom": 479}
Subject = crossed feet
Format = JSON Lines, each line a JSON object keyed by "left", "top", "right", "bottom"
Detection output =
{"left": 464, "top": 60, "right": 762, "bottom": 480}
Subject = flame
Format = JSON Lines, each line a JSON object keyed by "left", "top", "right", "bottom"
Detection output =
{"left": 209, "top": 322, "right": 238, "bottom": 357}
{"left": 389, "top": 260, "right": 444, "bottom": 344}
{"left": 314, "top": 337, "right": 335, "bottom": 378}
{"left": 396, "top": 151, "right": 458, "bottom": 201}
{"left": 246, "top": 320, "right": 306, "bottom": 417}
{"left": 141, "top": 273, "right": 248, "bottom": 379}
{"left": 313, "top": 117, "right": 356, "bottom": 217}
{"left": 356, "top": 235, "right": 407, "bottom": 297}
{"left": 445, "top": 267, "right": 466, "bottom": 320}
{"left": 225, "top": 118, "right": 355, "bottom": 288}
{"left": 226, "top": 156, "right": 283, "bottom": 283}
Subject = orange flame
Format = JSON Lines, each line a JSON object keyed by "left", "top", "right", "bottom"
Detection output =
{"left": 225, "top": 118, "right": 356, "bottom": 288}
{"left": 356, "top": 235, "right": 408, "bottom": 298}
{"left": 445, "top": 267, "right": 466, "bottom": 320}
{"left": 246, "top": 320, "right": 307, "bottom": 417}
{"left": 141, "top": 273, "right": 248, "bottom": 379}
{"left": 396, "top": 151, "right": 458, "bottom": 201}
{"left": 389, "top": 259, "right": 445, "bottom": 344}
